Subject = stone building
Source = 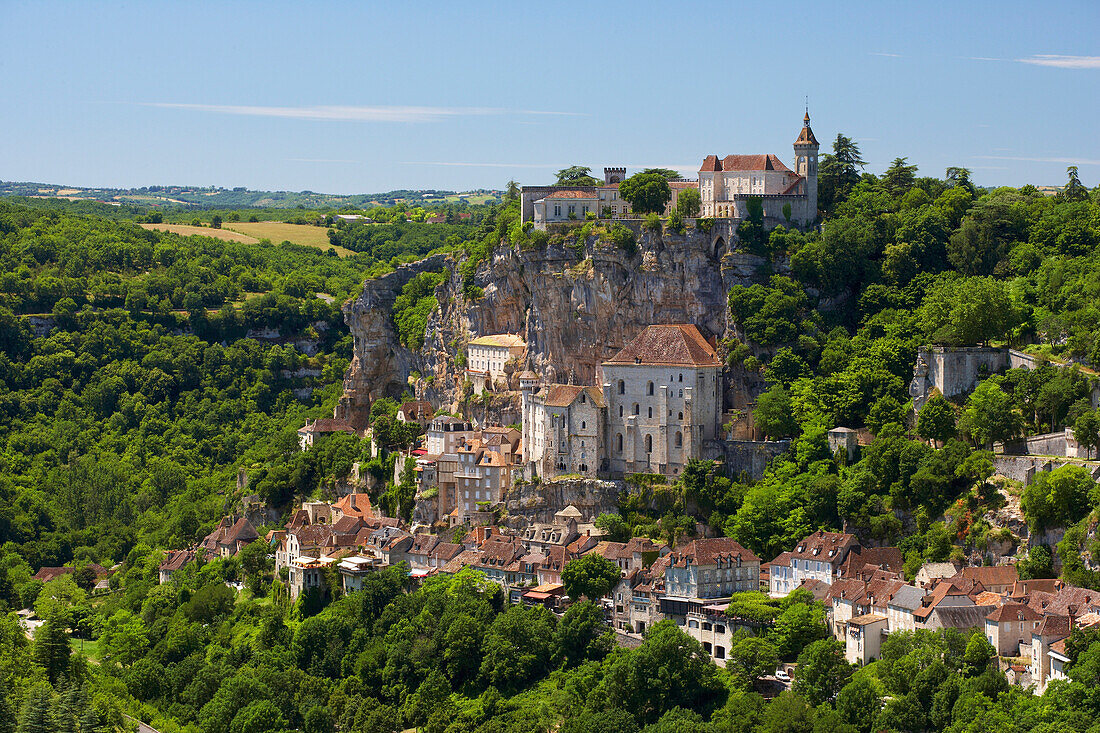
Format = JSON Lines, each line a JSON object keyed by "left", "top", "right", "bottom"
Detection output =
{"left": 520, "top": 382, "right": 605, "bottom": 479}
{"left": 602, "top": 324, "right": 723, "bottom": 478}
{"left": 466, "top": 334, "right": 525, "bottom": 394}
{"left": 523, "top": 167, "right": 633, "bottom": 227}
{"left": 698, "top": 113, "right": 819, "bottom": 226}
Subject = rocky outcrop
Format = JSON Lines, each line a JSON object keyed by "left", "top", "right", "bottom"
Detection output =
{"left": 502, "top": 477, "right": 622, "bottom": 526}
{"left": 338, "top": 225, "right": 771, "bottom": 427}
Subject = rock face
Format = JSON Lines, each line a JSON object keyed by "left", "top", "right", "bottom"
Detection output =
{"left": 338, "top": 225, "right": 768, "bottom": 428}
{"left": 502, "top": 477, "right": 621, "bottom": 527}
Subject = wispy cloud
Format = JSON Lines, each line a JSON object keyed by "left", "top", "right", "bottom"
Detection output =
{"left": 975, "top": 154, "right": 1100, "bottom": 166}
{"left": 286, "top": 158, "right": 358, "bottom": 163}
{"left": 141, "top": 103, "right": 584, "bottom": 122}
{"left": 1018, "top": 55, "right": 1100, "bottom": 68}
{"left": 967, "top": 56, "right": 1007, "bottom": 62}
{"left": 869, "top": 52, "right": 901, "bottom": 58}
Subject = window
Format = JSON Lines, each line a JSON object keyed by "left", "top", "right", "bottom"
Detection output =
{"left": 678, "top": 389, "right": 683, "bottom": 398}
{"left": 675, "top": 431, "right": 682, "bottom": 447}
{"left": 678, "top": 373, "right": 683, "bottom": 382}
{"left": 553, "top": 204, "right": 561, "bottom": 217}
{"left": 618, "top": 380, "right": 625, "bottom": 394}
{"left": 678, "top": 411, "right": 683, "bottom": 420}
{"left": 647, "top": 381, "right": 654, "bottom": 396}
{"left": 648, "top": 407, "right": 653, "bottom": 418}
{"left": 633, "top": 404, "right": 639, "bottom": 415}
{"left": 619, "top": 405, "right": 624, "bottom": 417}
{"left": 581, "top": 421, "right": 586, "bottom": 429}
{"left": 580, "top": 393, "right": 586, "bottom": 403}
{"left": 645, "top": 434, "right": 652, "bottom": 453}
{"left": 568, "top": 205, "right": 575, "bottom": 215}
{"left": 616, "top": 434, "right": 623, "bottom": 452}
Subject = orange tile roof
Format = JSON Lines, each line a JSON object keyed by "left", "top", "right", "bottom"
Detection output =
{"left": 541, "top": 384, "right": 605, "bottom": 408}
{"left": 545, "top": 189, "right": 597, "bottom": 200}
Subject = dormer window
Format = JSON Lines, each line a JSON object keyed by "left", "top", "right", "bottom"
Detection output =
{"left": 797, "top": 545, "right": 805, "bottom": 553}
{"left": 812, "top": 547, "right": 821, "bottom": 556}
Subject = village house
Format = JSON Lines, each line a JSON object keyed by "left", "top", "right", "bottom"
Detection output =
{"left": 466, "top": 334, "right": 525, "bottom": 394}
{"left": 337, "top": 555, "right": 385, "bottom": 593}
{"left": 769, "top": 530, "right": 860, "bottom": 596}
{"left": 297, "top": 417, "right": 357, "bottom": 450}
{"left": 845, "top": 613, "right": 889, "bottom": 665}
{"left": 954, "top": 565, "right": 1019, "bottom": 595}
{"left": 453, "top": 441, "right": 511, "bottom": 524}
{"left": 199, "top": 516, "right": 259, "bottom": 559}
{"left": 664, "top": 537, "right": 760, "bottom": 600}
{"left": 612, "top": 554, "right": 671, "bottom": 635}
{"left": 985, "top": 602, "right": 1043, "bottom": 657}
{"left": 915, "top": 561, "right": 961, "bottom": 589}
{"left": 288, "top": 556, "right": 330, "bottom": 600}
{"left": 396, "top": 400, "right": 434, "bottom": 428}
{"left": 686, "top": 605, "right": 735, "bottom": 664}
{"left": 885, "top": 584, "right": 926, "bottom": 634}
{"left": 158, "top": 550, "right": 194, "bottom": 584}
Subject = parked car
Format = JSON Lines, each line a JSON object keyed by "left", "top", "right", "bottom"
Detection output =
{"left": 774, "top": 669, "right": 790, "bottom": 683}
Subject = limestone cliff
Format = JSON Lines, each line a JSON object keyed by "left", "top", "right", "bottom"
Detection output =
{"left": 338, "top": 225, "right": 768, "bottom": 428}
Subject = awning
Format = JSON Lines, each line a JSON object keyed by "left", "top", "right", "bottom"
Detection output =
{"left": 524, "top": 591, "right": 552, "bottom": 601}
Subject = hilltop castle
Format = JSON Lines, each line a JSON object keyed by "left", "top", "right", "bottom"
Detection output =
{"left": 521, "top": 112, "right": 820, "bottom": 229}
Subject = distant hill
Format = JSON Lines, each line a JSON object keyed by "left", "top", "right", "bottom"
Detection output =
{"left": 0, "top": 179, "right": 503, "bottom": 210}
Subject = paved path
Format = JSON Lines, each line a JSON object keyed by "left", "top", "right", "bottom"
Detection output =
{"left": 123, "top": 714, "right": 161, "bottom": 733}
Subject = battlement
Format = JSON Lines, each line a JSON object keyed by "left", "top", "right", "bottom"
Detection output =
{"left": 604, "top": 167, "right": 626, "bottom": 185}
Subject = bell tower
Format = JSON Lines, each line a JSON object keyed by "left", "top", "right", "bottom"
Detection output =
{"left": 793, "top": 110, "right": 820, "bottom": 221}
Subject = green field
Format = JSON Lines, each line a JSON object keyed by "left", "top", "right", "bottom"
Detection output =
{"left": 223, "top": 221, "right": 354, "bottom": 256}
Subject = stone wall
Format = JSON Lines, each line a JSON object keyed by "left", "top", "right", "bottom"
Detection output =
{"left": 992, "top": 455, "right": 1100, "bottom": 485}
{"left": 701, "top": 439, "right": 791, "bottom": 480}
{"left": 1000, "top": 430, "right": 1071, "bottom": 458}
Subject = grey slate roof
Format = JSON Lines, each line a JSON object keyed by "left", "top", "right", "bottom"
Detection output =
{"left": 888, "top": 585, "right": 926, "bottom": 612}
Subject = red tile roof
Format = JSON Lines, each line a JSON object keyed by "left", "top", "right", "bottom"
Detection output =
{"left": 986, "top": 602, "right": 1042, "bottom": 623}
{"left": 604, "top": 324, "right": 721, "bottom": 368}
{"left": 300, "top": 418, "right": 357, "bottom": 435}
{"left": 545, "top": 189, "right": 596, "bottom": 200}
{"left": 670, "top": 537, "right": 759, "bottom": 567}
{"left": 699, "top": 154, "right": 794, "bottom": 174}
{"left": 954, "top": 566, "right": 1018, "bottom": 588}
{"left": 159, "top": 550, "right": 194, "bottom": 573}
{"left": 541, "top": 384, "right": 605, "bottom": 408}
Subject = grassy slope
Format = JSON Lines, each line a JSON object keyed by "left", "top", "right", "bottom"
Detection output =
{"left": 139, "top": 223, "right": 259, "bottom": 243}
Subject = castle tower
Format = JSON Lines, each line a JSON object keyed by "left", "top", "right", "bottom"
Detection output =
{"left": 793, "top": 111, "right": 820, "bottom": 220}
{"left": 604, "top": 167, "right": 626, "bottom": 185}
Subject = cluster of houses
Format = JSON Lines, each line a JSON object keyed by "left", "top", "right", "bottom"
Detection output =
{"left": 759, "top": 529, "right": 1100, "bottom": 694}
{"left": 157, "top": 489, "right": 1097, "bottom": 696}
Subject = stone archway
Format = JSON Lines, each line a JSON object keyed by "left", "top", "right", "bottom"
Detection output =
{"left": 713, "top": 235, "right": 726, "bottom": 260}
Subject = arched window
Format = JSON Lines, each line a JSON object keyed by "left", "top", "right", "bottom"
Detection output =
{"left": 633, "top": 404, "right": 639, "bottom": 415}
{"left": 618, "top": 380, "right": 625, "bottom": 394}
{"left": 675, "top": 431, "right": 683, "bottom": 447}
{"left": 616, "top": 433, "right": 623, "bottom": 451}
{"left": 678, "top": 389, "right": 683, "bottom": 398}
{"left": 619, "top": 405, "right": 624, "bottom": 417}
{"left": 678, "top": 373, "right": 683, "bottom": 382}
{"left": 678, "top": 411, "right": 683, "bottom": 420}
{"left": 645, "top": 434, "right": 653, "bottom": 453}
{"left": 581, "top": 421, "right": 586, "bottom": 429}
{"left": 647, "top": 381, "right": 654, "bottom": 396}
{"left": 580, "top": 393, "right": 586, "bottom": 403}
{"left": 579, "top": 463, "right": 588, "bottom": 472}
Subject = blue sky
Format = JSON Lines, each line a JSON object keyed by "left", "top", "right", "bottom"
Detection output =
{"left": 1, "top": 0, "right": 1098, "bottom": 194}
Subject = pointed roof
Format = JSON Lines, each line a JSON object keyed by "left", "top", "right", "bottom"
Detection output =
{"left": 795, "top": 112, "right": 819, "bottom": 146}
{"left": 604, "top": 324, "right": 721, "bottom": 368}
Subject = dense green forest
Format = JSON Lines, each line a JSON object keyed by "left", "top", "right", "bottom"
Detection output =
{"left": 5, "top": 148, "right": 1100, "bottom": 731}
